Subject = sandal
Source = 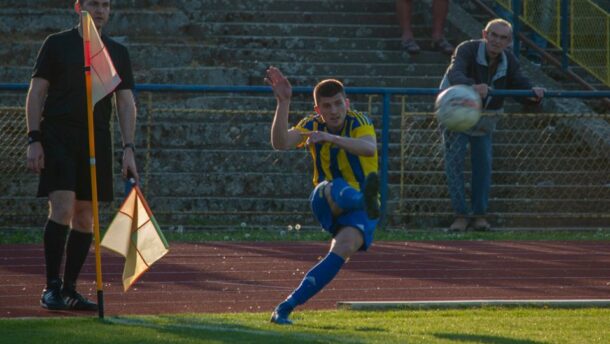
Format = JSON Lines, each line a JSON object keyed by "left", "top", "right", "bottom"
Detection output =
{"left": 432, "top": 37, "right": 454, "bottom": 55}
{"left": 401, "top": 38, "right": 421, "bottom": 54}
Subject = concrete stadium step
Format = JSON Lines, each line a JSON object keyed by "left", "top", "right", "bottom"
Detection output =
{"left": 389, "top": 184, "right": 610, "bottom": 200}
{"left": 140, "top": 172, "right": 312, "bottom": 198}
{"left": 0, "top": 67, "right": 30, "bottom": 84}
{"left": 0, "top": 65, "right": 250, "bottom": 85}
{"left": 134, "top": 66, "right": 250, "bottom": 86}
{"left": 396, "top": 156, "right": 607, "bottom": 172}
{"left": 3, "top": 43, "right": 448, "bottom": 76}
{"left": 139, "top": 68, "right": 441, "bottom": 87}
{"left": 143, "top": 149, "right": 310, "bottom": 173}
{"left": 389, "top": 170, "right": 609, "bottom": 186}
{"left": 201, "top": 10, "right": 398, "bottom": 25}
{"left": 196, "top": 22, "right": 400, "bottom": 39}
{"left": 194, "top": 0, "right": 395, "bottom": 13}
{"left": 0, "top": 94, "right": 25, "bottom": 107}
{"left": 239, "top": 61, "right": 445, "bottom": 79}
{"left": 0, "top": 0, "right": 178, "bottom": 8}
{"left": 0, "top": 8, "right": 188, "bottom": 36}
{"left": 391, "top": 197, "right": 609, "bottom": 214}
{"left": 194, "top": 36, "right": 453, "bottom": 58}
{"left": 388, "top": 128, "right": 570, "bottom": 144}
{"left": 389, "top": 212, "right": 610, "bottom": 229}
{"left": 137, "top": 94, "right": 434, "bottom": 114}
{"left": 1, "top": 172, "right": 311, "bottom": 198}
{"left": 370, "top": 143, "right": 600, "bottom": 160}
{"left": 200, "top": 19, "right": 448, "bottom": 38}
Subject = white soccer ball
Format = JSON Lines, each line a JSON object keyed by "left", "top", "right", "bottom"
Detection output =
{"left": 435, "top": 85, "right": 482, "bottom": 132}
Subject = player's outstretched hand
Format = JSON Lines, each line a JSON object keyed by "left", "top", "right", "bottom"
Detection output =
{"left": 265, "top": 66, "right": 292, "bottom": 102}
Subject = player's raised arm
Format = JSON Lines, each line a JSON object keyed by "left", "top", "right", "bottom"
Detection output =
{"left": 266, "top": 66, "right": 303, "bottom": 150}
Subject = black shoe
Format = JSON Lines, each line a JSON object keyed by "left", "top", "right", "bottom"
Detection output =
{"left": 363, "top": 173, "right": 380, "bottom": 219}
{"left": 62, "top": 288, "right": 98, "bottom": 311}
{"left": 41, "top": 279, "right": 67, "bottom": 310}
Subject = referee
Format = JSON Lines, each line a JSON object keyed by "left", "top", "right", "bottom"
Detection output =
{"left": 25, "top": 0, "right": 138, "bottom": 311}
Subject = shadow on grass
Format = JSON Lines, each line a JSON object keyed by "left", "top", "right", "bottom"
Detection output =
{"left": 434, "top": 332, "right": 548, "bottom": 344}
{"left": 104, "top": 315, "right": 366, "bottom": 344}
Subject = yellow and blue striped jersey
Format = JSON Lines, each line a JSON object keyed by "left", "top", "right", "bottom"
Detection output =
{"left": 292, "top": 110, "right": 378, "bottom": 191}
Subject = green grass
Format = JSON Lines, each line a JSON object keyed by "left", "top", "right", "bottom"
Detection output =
{"left": 2, "top": 308, "right": 610, "bottom": 343}
{"left": 1, "top": 227, "right": 610, "bottom": 244}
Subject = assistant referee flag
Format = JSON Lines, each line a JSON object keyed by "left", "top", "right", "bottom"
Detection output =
{"left": 82, "top": 11, "right": 121, "bottom": 104}
{"left": 101, "top": 186, "right": 169, "bottom": 291}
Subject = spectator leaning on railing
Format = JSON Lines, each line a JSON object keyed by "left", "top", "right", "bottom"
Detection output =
{"left": 439, "top": 18, "right": 545, "bottom": 232}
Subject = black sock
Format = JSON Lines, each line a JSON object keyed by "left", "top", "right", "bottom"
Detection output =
{"left": 43, "top": 220, "right": 69, "bottom": 287}
{"left": 63, "top": 230, "right": 93, "bottom": 291}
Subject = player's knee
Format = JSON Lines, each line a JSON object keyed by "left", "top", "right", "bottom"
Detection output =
{"left": 71, "top": 211, "right": 93, "bottom": 232}
{"left": 331, "top": 229, "right": 363, "bottom": 259}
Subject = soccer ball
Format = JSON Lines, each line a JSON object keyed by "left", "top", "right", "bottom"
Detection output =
{"left": 435, "top": 85, "right": 482, "bottom": 132}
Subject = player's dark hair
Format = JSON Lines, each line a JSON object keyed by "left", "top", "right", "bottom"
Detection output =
{"left": 313, "top": 79, "right": 345, "bottom": 106}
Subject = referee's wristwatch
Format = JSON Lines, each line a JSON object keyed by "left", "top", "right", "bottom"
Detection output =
{"left": 123, "top": 143, "right": 136, "bottom": 153}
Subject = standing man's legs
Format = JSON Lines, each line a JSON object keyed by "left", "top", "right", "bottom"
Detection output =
{"left": 63, "top": 201, "right": 93, "bottom": 293}
{"left": 41, "top": 191, "right": 97, "bottom": 310}
{"left": 41, "top": 190, "right": 75, "bottom": 309}
{"left": 396, "top": 0, "right": 421, "bottom": 53}
{"left": 470, "top": 133, "right": 493, "bottom": 230}
{"left": 431, "top": 0, "right": 454, "bottom": 54}
{"left": 443, "top": 129, "right": 469, "bottom": 230}
{"left": 431, "top": 0, "right": 449, "bottom": 41}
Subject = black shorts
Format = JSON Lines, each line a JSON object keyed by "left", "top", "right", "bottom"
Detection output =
{"left": 37, "top": 120, "right": 114, "bottom": 202}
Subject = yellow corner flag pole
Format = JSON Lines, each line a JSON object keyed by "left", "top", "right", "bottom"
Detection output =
{"left": 82, "top": 11, "right": 104, "bottom": 319}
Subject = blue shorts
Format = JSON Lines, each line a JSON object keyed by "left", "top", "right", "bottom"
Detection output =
{"left": 309, "top": 182, "right": 378, "bottom": 251}
{"left": 333, "top": 210, "right": 378, "bottom": 251}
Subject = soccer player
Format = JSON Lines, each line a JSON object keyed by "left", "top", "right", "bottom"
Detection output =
{"left": 265, "top": 66, "right": 380, "bottom": 325}
{"left": 25, "top": 0, "right": 138, "bottom": 310}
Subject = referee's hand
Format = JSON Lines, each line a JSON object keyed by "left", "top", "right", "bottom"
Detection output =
{"left": 122, "top": 148, "right": 139, "bottom": 185}
{"left": 26, "top": 142, "right": 44, "bottom": 174}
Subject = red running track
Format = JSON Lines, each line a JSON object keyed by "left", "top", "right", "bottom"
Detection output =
{"left": 1, "top": 241, "right": 609, "bottom": 318}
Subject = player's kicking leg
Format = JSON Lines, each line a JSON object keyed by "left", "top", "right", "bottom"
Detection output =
{"left": 271, "top": 227, "right": 360, "bottom": 325}
{"left": 271, "top": 175, "right": 379, "bottom": 324}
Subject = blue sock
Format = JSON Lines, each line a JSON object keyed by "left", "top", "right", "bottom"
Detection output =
{"left": 286, "top": 252, "right": 345, "bottom": 307}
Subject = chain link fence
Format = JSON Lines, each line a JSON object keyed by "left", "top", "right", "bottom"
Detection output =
{"left": 398, "top": 110, "right": 610, "bottom": 228}
{"left": 570, "top": 0, "right": 610, "bottom": 86}
{"left": 522, "top": 0, "right": 560, "bottom": 46}
{"left": 0, "top": 107, "right": 27, "bottom": 175}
